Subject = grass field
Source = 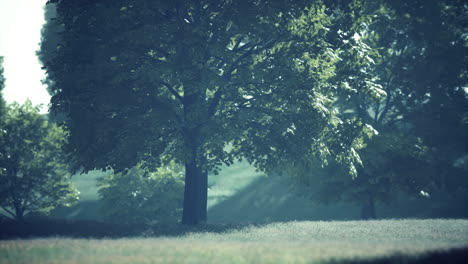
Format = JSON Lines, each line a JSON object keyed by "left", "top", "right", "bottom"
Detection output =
{"left": 1, "top": 219, "right": 467, "bottom": 264}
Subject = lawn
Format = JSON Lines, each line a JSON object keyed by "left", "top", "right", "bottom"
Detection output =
{"left": 1, "top": 219, "right": 467, "bottom": 264}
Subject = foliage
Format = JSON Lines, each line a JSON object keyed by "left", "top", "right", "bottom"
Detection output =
{"left": 38, "top": 3, "right": 62, "bottom": 96}
{"left": 289, "top": 0, "right": 467, "bottom": 218}
{"left": 42, "top": 0, "right": 381, "bottom": 224}
{"left": 0, "top": 101, "right": 78, "bottom": 220}
{"left": 98, "top": 162, "right": 184, "bottom": 224}
{"left": 0, "top": 57, "right": 5, "bottom": 118}
{"left": 305, "top": 131, "right": 432, "bottom": 208}
{"left": 358, "top": 0, "right": 468, "bottom": 196}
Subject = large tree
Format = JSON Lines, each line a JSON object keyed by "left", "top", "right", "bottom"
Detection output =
{"left": 354, "top": 0, "right": 468, "bottom": 198}
{"left": 293, "top": 0, "right": 467, "bottom": 218}
{"left": 0, "top": 101, "right": 78, "bottom": 221}
{"left": 43, "top": 0, "right": 382, "bottom": 224}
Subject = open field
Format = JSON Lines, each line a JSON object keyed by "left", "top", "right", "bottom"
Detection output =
{"left": 1, "top": 219, "right": 467, "bottom": 264}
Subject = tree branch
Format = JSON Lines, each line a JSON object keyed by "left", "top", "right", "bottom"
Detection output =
{"left": 162, "top": 82, "right": 184, "bottom": 102}
{"left": 1, "top": 206, "right": 16, "bottom": 219}
{"left": 230, "top": 81, "right": 274, "bottom": 87}
{"left": 237, "top": 98, "right": 254, "bottom": 109}
{"left": 373, "top": 101, "right": 381, "bottom": 124}
{"left": 377, "top": 92, "right": 393, "bottom": 125}
{"left": 208, "top": 87, "right": 225, "bottom": 117}
{"left": 377, "top": 74, "right": 395, "bottom": 125}
{"left": 232, "top": 36, "right": 244, "bottom": 51}
{"left": 232, "top": 41, "right": 254, "bottom": 53}
{"left": 207, "top": 39, "right": 278, "bottom": 117}
{"left": 355, "top": 99, "right": 372, "bottom": 124}
{"left": 229, "top": 38, "right": 277, "bottom": 74}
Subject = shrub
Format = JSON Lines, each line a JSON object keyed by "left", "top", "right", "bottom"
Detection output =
{"left": 98, "top": 162, "right": 184, "bottom": 224}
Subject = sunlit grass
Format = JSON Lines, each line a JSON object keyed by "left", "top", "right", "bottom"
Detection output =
{"left": 70, "top": 161, "right": 262, "bottom": 205}
{"left": 208, "top": 160, "right": 264, "bottom": 209}
{"left": 71, "top": 170, "right": 109, "bottom": 201}
{"left": 51, "top": 161, "right": 264, "bottom": 220}
{"left": 1, "top": 219, "right": 467, "bottom": 264}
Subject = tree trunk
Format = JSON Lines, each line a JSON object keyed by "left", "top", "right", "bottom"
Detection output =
{"left": 14, "top": 203, "right": 24, "bottom": 222}
{"left": 182, "top": 160, "right": 207, "bottom": 225}
{"left": 181, "top": 127, "right": 208, "bottom": 225}
{"left": 181, "top": 86, "right": 208, "bottom": 225}
{"left": 368, "top": 191, "right": 376, "bottom": 219}
{"left": 361, "top": 191, "right": 377, "bottom": 220}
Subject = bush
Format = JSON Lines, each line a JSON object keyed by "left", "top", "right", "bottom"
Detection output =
{"left": 98, "top": 162, "right": 184, "bottom": 224}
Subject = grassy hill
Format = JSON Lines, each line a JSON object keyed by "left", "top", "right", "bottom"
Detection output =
{"left": 50, "top": 170, "right": 109, "bottom": 221}
{"left": 207, "top": 161, "right": 356, "bottom": 222}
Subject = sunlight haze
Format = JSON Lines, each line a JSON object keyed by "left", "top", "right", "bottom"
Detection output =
{"left": 0, "top": 0, "right": 49, "bottom": 113}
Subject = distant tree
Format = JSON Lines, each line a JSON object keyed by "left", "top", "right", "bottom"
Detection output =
{"left": 43, "top": 0, "right": 383, "bottom": 224}
{"left": 302, "top": 130, "right": 432, "bottom": 219}
{"left": 38, "top": 2, "right": 64, "bottom": 96}
{"left": 98, "top": 162, "right": 184, "bottom": 224}
{"left": 357, "top": 0, "right": 468, "bottom": 199}
{"left": 0, "top": 56, "right": 5, "bottom": 117}
{"left": 0, "top": 101, "right": 79, "bottom": 221}
{"left": 292, "top": 0, "right": 467, "bottom": 218}
{"left": 37, "top": 3, "right": 68, "bottom": 124}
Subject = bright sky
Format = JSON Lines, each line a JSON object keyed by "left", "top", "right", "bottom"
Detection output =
{"left": 0, "top": 0, "right": 50, "bottom": 113}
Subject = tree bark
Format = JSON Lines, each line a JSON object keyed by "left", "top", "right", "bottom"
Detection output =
{"left": 361, "top": 191, "right": 377, "bottom": 220}
{"left": 368, "top": 191, "right": 376, "bottom": 219}
{"left": 14, "top": 202, "right": 24, "bottom": 222}
{"left": 182, "top": 159, "right": 207, "bottom": 225}
{"left": 181, "top": 127, "right": 208, "bottom": 225}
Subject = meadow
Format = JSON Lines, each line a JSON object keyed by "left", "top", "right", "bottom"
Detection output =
{"left": 1, "top": 219, "right": 467, "bottom": 264}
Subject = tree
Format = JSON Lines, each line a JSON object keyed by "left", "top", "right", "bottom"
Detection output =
{"left": 0, "top": 56, "right": 5, "bottom": 117}
{"left": 301, "top": 130, "right": 432, "bottom": 219}
{"left": 38, "top": 2, "right": 62, "bottom": 96}
{"left": 386, "top": 0, "right": 468, "bottom": 194}
{"left": 293, "top": 0, "right": 467, "bottom": 218}
{"left": 356, "top": 0, "right": 468, "bottom": 200}
{"left": 0, "top": 101, "right": 78, "bottom": 221}
{"left": 98, "top": 162, "right": 184, "bottom": 224}
{"left": 43, "top": 0, "right": 383, "bottom": 224}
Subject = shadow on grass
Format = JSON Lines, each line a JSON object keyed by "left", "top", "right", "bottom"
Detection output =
{"left": 208, "top": 172, "right": 468, "bottom": 222}
{"left": 50, "top": 200, "right": 102, "bottom": 221}
{"left": 330, "top": 247, "right": 468, "bottom": 264}
{"left": 208, "top": 174, "right": 359, "bottom": 223}
{"left": 0, "top": 218, "right": 260, "bottom": 239}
